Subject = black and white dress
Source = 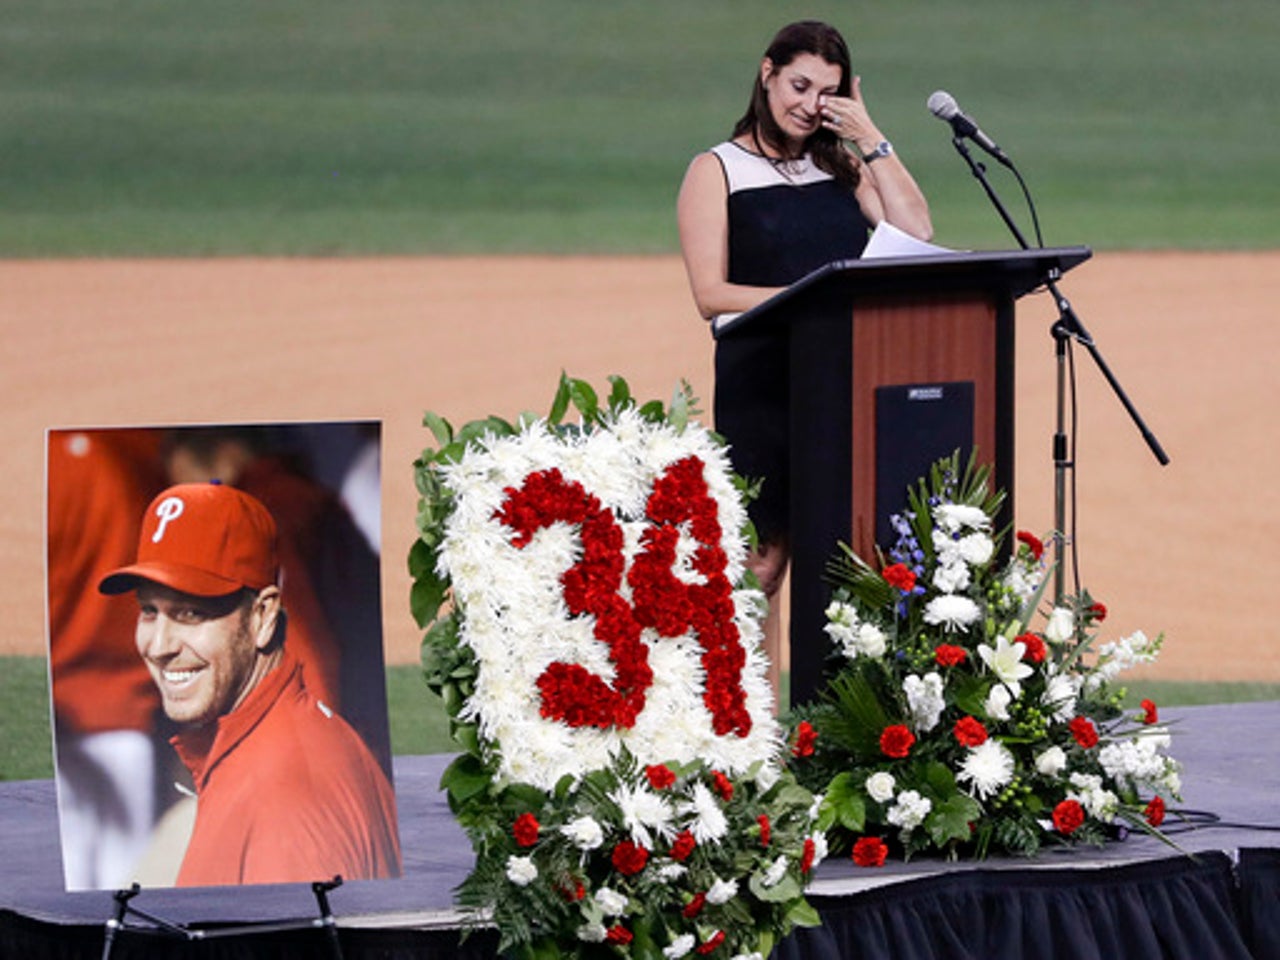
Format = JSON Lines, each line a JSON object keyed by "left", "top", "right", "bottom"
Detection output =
{"left": 709, "top": 140, "right": 872, "bottom": 543}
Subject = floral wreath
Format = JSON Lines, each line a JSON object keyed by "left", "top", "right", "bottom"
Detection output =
{"left": 791, "top": 452, "right": 1182, "bottom": 863}
{"left": 411, "top": 375, "right": 823, "bottom": 958}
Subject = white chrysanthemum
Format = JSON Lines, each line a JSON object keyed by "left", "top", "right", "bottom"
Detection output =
{"left": 611, "top": 783, "right": 676, "bottom": 848}
{"left": 924, "top": 594, "right": 982, "bottom": 632}
{"left": 706, "top": 877, "right": 738, "bottom": 905}
{"left": 594, "top": 887, "right": 628, "bottom": 916}
{"left": 1044, "top": 607, "right": 1076, "bottom": 643}
{"left": 887, "top": 790, "right": 932, "bottom": 833}
{"left": 681, "top": 782, "right": 729, "bottom": 844}
{"left": 934, "top": 503, "right": 990, "bottom": 533}
{"left": 578, "top": 923, "right": 608, "bottom": 943}
{"left": 977, "top": 635, "right": 1034, "bottom": 697}
{"left": 663, "top": 934, "right": 696, "bottom": 959}
{"left": 505, "top": 855, "right": 538, "bottom": 886}
{"left": 1035, "top": 745, "right": 1068, "bottom": 777}
{"left": 561, "top": 815, "right": 605, "bottom": 850}
{"left": 436, "top": 415, "right": 781, "bottom": 790}
{"left": 984, "top": 683, "right": 1014, "bottom": 721}
{"left": 760, "top": 855, "right": 789, "bottom": 887}
{"left": 957, "top": 739, "right": 1016, "bottom": 800}
{"left": 932, "top": 560, "right": 971, "bottom": 593}
{"left": 903, "top": 672, "right": 946, "bottom": 732}
{"left": 1041, "top": 670, "right": 1080, "bottom": 723}
{"left": 865, "top": 771, "right": 896, "bottom": 803}
{"left": 958, "top": 532, "right": 995, "bottom": 566}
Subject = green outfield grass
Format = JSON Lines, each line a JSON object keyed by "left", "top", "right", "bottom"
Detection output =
{"left": 4, "top": 657, "right": 1276, "bottom": 782}
{"left": 2, "top": 0, "right": 1278, "bottom": 255}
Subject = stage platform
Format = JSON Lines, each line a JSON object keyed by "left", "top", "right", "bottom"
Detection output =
{"left": 2, "top": 701, "right": 1278, "bottom": 958}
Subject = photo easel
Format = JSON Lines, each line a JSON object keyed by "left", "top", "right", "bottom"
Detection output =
{"left": 101, "top": 876, "right": 346, "bottom": 959}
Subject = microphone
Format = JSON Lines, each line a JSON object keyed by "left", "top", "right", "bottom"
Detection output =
{"left": 927, "top": 90, "right": 1012, "bottom": 167}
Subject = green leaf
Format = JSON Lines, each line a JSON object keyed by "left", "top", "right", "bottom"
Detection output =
{"left": 606, "top": 374, "right": 632, "bottom": 412}
{"left": 824, "top": 772, "right": 867, "bottom": 832}
{"left": 410, "top": 571, "right": 448, "bottom": 628}
{"left": 548, "top": 372, "right": 572, "bottom": 425}
{"left": 922, "top": 761, "right": 958, "bottom": 798}
{"left": 950, "top": 673, "right": 991, "bottom": 720}
{"left": 441, "top": 753, "right": 491, "bottom": 805}
{"left": 749, "top": 871, "right": 803, "bottom": 903}
{"left": 637, "top": 398, "right": 666, "bottom": 422}
{"left": 785, "top": 898, "right": 824, "bottom": 928}
{"left": 567, "top": 377, "right": 600, "bottom": 423}
{"left": 926, "top": 793, "right": 983, "bottom": 848}
{"left": 407, "top": 535, "right": 437, "bottom": 578}
{"left": 421, "top": 410, "right": 453, "bottom": 448}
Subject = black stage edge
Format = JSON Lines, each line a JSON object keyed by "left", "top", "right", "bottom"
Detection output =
{"left": 3, "top": 702, "right": 1278, "bottom": 959}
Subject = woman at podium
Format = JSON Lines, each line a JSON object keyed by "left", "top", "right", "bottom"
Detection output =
{"left": 676, "top": 19, "right": 932, "bottom": 700}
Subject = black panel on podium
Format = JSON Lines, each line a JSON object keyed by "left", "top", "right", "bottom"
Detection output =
{"left": 714, "top": 247, "right": 1091, "bottom": 707}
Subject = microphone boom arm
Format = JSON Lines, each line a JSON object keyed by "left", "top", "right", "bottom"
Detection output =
{"left": 947, "top": 131, "right": 1170, "bottom": 605}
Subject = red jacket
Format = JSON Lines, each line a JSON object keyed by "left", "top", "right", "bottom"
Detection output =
{"left": 48, "top": 430, "right": 163, "bottom": 733}
{"left": 172, "top": 653, "right": 401, "bottom": 886}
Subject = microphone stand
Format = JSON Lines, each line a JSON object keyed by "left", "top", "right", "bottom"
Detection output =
{"left": 948, "top": 135, "right": 1169, "bottom": 606}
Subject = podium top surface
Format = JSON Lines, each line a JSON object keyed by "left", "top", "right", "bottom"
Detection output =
{"left": 715, "top": 245, "right": 1091, "bottom": 339}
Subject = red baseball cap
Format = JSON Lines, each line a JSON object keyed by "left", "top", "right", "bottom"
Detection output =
{"left": 99, "top": 482, "right": 279, "bottom": 597}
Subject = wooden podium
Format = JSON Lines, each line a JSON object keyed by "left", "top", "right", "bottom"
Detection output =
{"left": 714, "top": 247, "right": 1091, "bottom": 706}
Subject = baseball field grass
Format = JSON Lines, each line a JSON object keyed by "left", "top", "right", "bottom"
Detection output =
{"left": 2, "top": 0, "right": 1278, "bottom": 255}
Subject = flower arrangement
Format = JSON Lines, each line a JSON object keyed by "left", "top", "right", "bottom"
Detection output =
{"left": 791, "top": 452, "right": 1181, "bottom": 862}
{"left": 411, "top": 375, "right": 822, "bottom": 958}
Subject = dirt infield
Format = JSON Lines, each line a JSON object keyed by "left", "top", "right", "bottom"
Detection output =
{"left": 3, "top": 253, "right": 1277, "bottom": 681}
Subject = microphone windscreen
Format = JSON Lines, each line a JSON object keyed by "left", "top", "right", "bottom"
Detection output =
{"left": 927, "top": 90, "right": 958, "bottom": 120}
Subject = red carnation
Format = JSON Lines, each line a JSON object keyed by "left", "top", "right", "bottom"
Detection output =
{"left": 645, "top": 764, "right": 677, "bottom": 789}
{"left": 757, "top": 814, "right": 771, "bottom": 848}
{"left": 953, "top": 716, "right": 989, "bottom": 747}
{"left": 696, "top": 931, "right": 726, "bottom": 955}
{"left": 851, "top": 836, "right": 888, "bottom": 868}
{"left": 611, "top": 840, "right": 650, "bottom": 876}
{"left": 935, "top": 643, "right": 968, "bottom": 667}
{"left": 669, "top": 830, "right": 696, "bottom": 862}
{"left": 606, "top": 925, "right": 633, "bottom": 945}
{"left": 682, "top": 891, "right": 707, "bottom": 919}
{"left": 800, "top": 837, "right": 817, "bottom": 874}
{"left": 712, "top": 770, "right": 734, "bottom": 801}
{"left": 1016, "top": 530, "right": 1045, "bottom": 561}
{"left": 1088, "top": 601, "right": 1108, "bottom": 622}
{"left": 1018, "top": 632, "right": 1047, "bottom": 664}
{"left": 512, "top": 812, "right": 540, "bottom": 847}
{"left": 792, "top": 720, "right": 818, "bottom": 757}
{"left": 882, "top": 563, "right": 917, "bottom": 593}
{"left": 880, "top": 724, "right": 916, "bottom": 759}
{"left": 1144, "top": 795, "right": 1166, "bottom": 827}
{"left": 1069, "top": 716, "right": 1099, "bottom": 749}
{"left": 559, "top": 877, "right": 585, "bottom": 902}
{"left": 1140, "top": 699, "right": 1159, "bottom": 725}
{"left": 1052, "top": 799, "right": 1086, "bottom": 835}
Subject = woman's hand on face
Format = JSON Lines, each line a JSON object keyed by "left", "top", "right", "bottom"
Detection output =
{"left": 819, "top": 76, "right": 881, "bottom": 153}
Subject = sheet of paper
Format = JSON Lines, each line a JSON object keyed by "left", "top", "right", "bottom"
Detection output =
{"left": 862, "top": 220, "right": 957, "bottom": 259}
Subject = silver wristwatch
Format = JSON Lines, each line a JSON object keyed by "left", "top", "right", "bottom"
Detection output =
{"left": 861, "top": 140, "right": 893, "bottom": 163}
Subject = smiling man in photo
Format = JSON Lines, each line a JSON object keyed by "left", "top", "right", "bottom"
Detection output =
{"left": 99, "top": 481, "right": 401, "bottom": 886}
